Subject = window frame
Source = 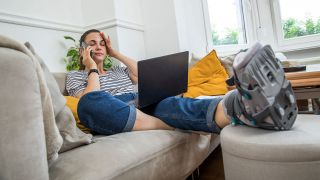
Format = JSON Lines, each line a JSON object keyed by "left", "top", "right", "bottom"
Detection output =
{"left": 201, "top": 0, "right": 257, "bottom": 56}
{"left": 202, "top": 0, "right": 320, "bottom": 55}
{"left": 271, "top": 0, "right": 320, "bottom": 52}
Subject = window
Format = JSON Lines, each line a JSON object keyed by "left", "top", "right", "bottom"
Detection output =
{"left": 203, "top": 0, "right": 320, "bottom": 55}
{"left": 279, "top": 0, "right": 320, "bottom": 39}
{"left": 272, "top": 0, "right": 320, "bottom": 51}
{"left": 207, "top": 0, "right": 246, "bottom": 45}
{"left": 202, "top": 0, "right": 255, "bottom": 55}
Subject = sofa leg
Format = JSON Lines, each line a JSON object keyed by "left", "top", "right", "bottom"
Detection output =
{"left": 191, "top": 167, "right": 200, "bottom": 180}
{"left": 197, "top": 167, "right": 200, "bottom": 177}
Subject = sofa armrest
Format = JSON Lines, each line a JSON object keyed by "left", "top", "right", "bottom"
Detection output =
{"left": 0, "top": 47, "right": 49, "bottom": 180}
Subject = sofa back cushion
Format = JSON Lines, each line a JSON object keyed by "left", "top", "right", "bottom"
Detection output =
{"left": 53, "top": 73, "right": 68, "bottom": 95}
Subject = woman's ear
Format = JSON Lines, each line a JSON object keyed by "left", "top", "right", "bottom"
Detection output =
{"left": 79, "top": 48, "right": 84, "bottom": 57}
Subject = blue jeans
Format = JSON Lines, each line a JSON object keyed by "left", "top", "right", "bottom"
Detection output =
{"left": 78, "top": 91, "right": 223, "bottom": 135}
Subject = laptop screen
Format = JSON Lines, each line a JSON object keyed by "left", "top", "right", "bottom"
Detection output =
{"left": 137, "top": 51, "right": 189, "bottom": 108}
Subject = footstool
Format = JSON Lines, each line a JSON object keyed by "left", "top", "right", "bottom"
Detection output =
{"left": 221, "top": 114, "right": 320, "bottom": 180}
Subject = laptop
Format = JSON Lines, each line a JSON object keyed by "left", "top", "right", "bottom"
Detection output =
{"left": 137, "top": 51, "right": 189, "bottom": 108}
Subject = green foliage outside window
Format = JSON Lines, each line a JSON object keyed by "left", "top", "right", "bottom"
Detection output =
{"left": 212, "top": 29, "right": 239, "bottom": 46}
{"left": 63, "top": 36, "right": 112, "bottom": 71}
{"left": 211, "top": 17, "right": 320, "bottom": 46}
{"left": 283, "top": 17, "right": 320, "bottom": 39}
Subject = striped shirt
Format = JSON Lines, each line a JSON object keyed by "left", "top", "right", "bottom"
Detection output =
{"left": 66, "top": 66, "right": 135, "bottom": 97}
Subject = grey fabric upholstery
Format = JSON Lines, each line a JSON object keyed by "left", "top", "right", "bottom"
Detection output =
{"left": 53, "top": 73, "right": 69, "bottom": 95}
{"left": 221, "top": 114, "right": 320, "bottom": 180}
{"left": 50, "top": 131, "right": 218, "bottom": 180}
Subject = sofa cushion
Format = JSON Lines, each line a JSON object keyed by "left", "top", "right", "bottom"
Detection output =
{"left": 219, "top": 53, "right": 237, "bottom": 77}
{"left": 53, "top": 72, "right": 69, "bottom": 95}
{"left": 49, "top": 130, "right": 216, "bottom": 180}
{"left": 183, "top": 50, "right": 229, "bottom": 98}
{"left": 65, "top": 96, "right": 91, "bottom": 134}
{"left": 24, "top": 42, "right": 92, "bottom": 154}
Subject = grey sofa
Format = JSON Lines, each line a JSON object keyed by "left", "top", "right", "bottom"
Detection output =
{"left": 52, "top": 73, "right": 221, "bottom": 180}
{"left": 0, "top": 36, "right": 220, "bottom": 180}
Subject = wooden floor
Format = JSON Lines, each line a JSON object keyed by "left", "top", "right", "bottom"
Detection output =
{"left": 187, "top": 145, "right": 225, "bottom": 180}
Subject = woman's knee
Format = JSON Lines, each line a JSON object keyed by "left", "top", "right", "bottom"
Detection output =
{"left": 77, "top": 91, "right": 136, "bottom": 135}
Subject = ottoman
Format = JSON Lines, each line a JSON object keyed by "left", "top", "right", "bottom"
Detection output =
{"left": 221, "top": 114, "right": 320, "bottom": 180}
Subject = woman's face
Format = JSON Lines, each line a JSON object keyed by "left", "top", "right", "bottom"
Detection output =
{"left": 83, "top": 32, "right": 107, "bottom": 62}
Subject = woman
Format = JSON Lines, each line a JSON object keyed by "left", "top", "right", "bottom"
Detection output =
{"left": 66, "top": 29, "right": 297, "bottom": 135}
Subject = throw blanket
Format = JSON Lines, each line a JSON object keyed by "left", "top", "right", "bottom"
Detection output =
{"left": 0, "top": 35, "right": 63, "bottom": 164}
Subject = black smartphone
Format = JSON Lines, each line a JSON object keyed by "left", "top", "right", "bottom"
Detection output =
{"left": 81, "top": 42, "right": 94, "bottom": 58}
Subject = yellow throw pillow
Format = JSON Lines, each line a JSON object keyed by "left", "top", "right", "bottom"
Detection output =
{"left": 64, "top": 96, "right": 91, "bottom": 134}
{"left": 183, "top": 50, "right": 228, "bottom": 98}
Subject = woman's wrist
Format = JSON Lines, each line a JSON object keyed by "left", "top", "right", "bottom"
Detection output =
{"left": 88, "top": 69, "right": 99, "bottom": 76}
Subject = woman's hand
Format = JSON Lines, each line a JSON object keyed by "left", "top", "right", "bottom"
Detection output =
{"left": 100, "top": 32, "right": 118, "bottom": 57}
{"left": 82, "top": 46, "right": 97, "bottom": 69}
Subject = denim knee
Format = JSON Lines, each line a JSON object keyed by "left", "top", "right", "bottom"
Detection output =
{"left": 77, "top": 91, "right": 136, "bottom": 135}
{"left": 153, "top": 96, "right": 222, "bottom": 133}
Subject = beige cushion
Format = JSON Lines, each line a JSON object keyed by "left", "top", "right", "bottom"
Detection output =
{"left": 219, "top": 54, "right": 236, "bottom": 77}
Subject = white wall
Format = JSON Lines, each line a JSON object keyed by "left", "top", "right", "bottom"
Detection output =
{"left": 0, "top": 0, "right": 146, "bottom": 71}
{"left": 140, "top": 0, "right": 208, "bottom": 59}
{"left": 0, "top": 0, "right": 83, "bottom": 26}
{"left": 113, "top": 0, "right": 145, "bottom": 61}
{"left": 141, "top": 0, "right": 180, "bottom": 58}
{"left": 1, "top": 0, "right": 319, "bottom": 73}
{"left": 0, "top": 0, "right": 204, "bottom": 72}
{"left": 116, "top": 27, "right": 145, "bottom": 61}
{"left": 82, "top": 0, "right": 115, "bottom": 26}
{"left": 0, "top": 22, "right": 81, "bottom": 72}
{"left": 84, "top": 0, "right": 146, "bottom": 62}
{"left": 174, "top": 0, "right": 208, "bottom": 58}
{"left": 114, "top": 0, "right": 143, "bottom": 25}
{"left": 0, "top": 0, "right": 83, "bottom": 72}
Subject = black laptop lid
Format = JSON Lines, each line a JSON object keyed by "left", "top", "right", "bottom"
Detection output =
{"left": 137, "top": 51, "right": 189, "bottom": 108}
